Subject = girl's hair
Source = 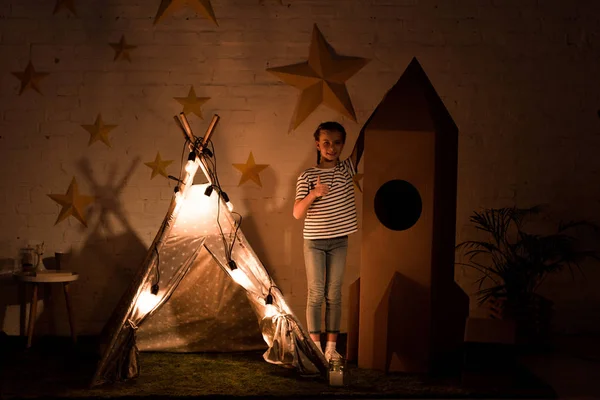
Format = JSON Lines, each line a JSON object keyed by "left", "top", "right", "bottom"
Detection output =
{"left": 313, "top": 121, "right": 346, "bottom": 165}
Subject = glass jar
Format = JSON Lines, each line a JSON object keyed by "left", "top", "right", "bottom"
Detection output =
{"left": 19, "top": 246, "right": 36, "bottom": 272}
{"left": 328, "top": 357, "right": 347, "bottom": 386}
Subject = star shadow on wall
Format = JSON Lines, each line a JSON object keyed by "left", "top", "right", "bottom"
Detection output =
{"left": 109, "top": 35, "right": 137, "bottom": 62}
{"left": 12, "top": 61, "right": 49, "bottom": 95}
{"left": 267, "top": 24, "right": 370, "bottom": 132}
{"left": 154, "top": 0, "right": 218, "bottom": 26}
{"left": 53, "top": 0, "right": 77, "bottom": 16}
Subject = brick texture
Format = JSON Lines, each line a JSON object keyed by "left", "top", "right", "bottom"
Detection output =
{"left": 1, "top": 0, "right": 600, "bottom": 336}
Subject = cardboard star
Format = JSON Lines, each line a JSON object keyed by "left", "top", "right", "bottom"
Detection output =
{"left": 109, "top": 35, "right": 137, "bottom": 62}
{"left": 81, "top": 114, "right": 118, "bottom": 148}
{"left": 174, "top": 86, "right": 210, "bottom": 119}
{"left": 53, "top": 0, "right": 77, "bottom": 16}
{"left": 47, "top": 177, "right": 95, "bottom": 227}
{"left": 154, "top": 0, "right": 218, "bottom": 26}
{"left": 267, "top": 24, "right": 369, "bottom": 131}
{"left": 232, "top": 152, "right": 269, "bottom": 187}
{"left": 353, "top": 173, "right": 364, "bottom": 193}
{"left": 144, "top": 152, "right": 174, "bottom": 179}
{"left": 11, "top": 61, "right": 49, "bottom": 95}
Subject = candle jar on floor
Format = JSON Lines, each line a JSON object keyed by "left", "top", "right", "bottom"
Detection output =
{"left": 328, "top": 357, "right": 348, "bottom": 386}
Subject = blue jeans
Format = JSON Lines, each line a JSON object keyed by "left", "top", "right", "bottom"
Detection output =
{"left": 303, "top": 236, "right": 349, "bottom": 334}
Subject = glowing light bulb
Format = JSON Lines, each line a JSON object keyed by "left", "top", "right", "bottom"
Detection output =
{"left": 230, "top": 268, "right": 254, "bottom": 290}
{"left": 177, "top": 184, "right": 216, "bottom": 221}
{"left": 226, "top": 202, "right": 234, "bottom": 212}
{"left": 184, "top": 160, "right": 196, "bottom": 174}
{"left": 264, "top": 304, "right": 279, "bottom": 318}
{"left": 137, "top": 291, "right": 160, "bottom": 315}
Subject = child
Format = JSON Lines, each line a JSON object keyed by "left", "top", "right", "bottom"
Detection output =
{"left": 293, "top": 121, "right": 364, "bottom": 362}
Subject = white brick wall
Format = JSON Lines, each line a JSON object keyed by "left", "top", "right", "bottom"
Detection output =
{"left": 1, "top": 0, "right": 600, "bottom": 336}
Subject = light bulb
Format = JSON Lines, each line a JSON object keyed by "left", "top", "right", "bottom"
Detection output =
{"left": 184, "top": 160, "right": 196, "bottom": 174}
{"left": 264, "top": 304, "right": 279, "bottom": 318}
{"left": 230, "top": 268, "right": 254, "bottom": 290}
{"left": 137, "top": 291, "right": 160, "bottom": 315}
{"left": 226, "top": 202, "right": 234, "bottom": 212}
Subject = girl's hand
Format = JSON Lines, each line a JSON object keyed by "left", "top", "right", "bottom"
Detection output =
{"left": 312, "top": 176, "right": 329, "bottom": 198}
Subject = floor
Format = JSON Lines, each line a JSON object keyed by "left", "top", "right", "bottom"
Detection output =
{"left": 1, "top": 332, "right": 598, "bottom": 400}
{"left": 519, "top": 334, "right": 600, "bottom": 400}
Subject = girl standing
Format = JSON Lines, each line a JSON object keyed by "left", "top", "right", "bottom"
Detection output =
{"left": 293, "top": 121, "right": 364, "bottom": 362}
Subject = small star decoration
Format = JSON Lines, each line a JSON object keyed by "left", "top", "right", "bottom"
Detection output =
{"left": 174, "top": 86, "right": 210, "bottom": 119}
{"left": 154, "top": 0, "right": 218, "bottom": 26}
{"left": 144, "top": 152, "right": 174, "bottom": 179}
{"left": 12, "top": 61, "right": 49, "bottom": 95}
{"left": 53, "top": 0, "right": 77, "bottom": 16}
{"left": 232, "top": 152, "right": 269, "bottom": 187}
{"left": 109, "top": 35, "right": 137, "bottom": 62}
{"left": 47, "top": 177, "right": 95, "bottom": 227}
{"left": 267, "top": 24, "right": 369, "bottom": 132}
{"left": 352, "top": 173, "right": 363, "bottom": 193}
{"left": 81, "top": 114, "right": 118, "bottom": 148}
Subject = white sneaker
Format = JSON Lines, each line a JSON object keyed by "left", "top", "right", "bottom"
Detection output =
{"left": 325, "top": 348, "right": 341, "bottom": 362}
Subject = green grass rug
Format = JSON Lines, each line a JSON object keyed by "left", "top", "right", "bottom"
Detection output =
{"left": 1, "top": 338, "right": 555, "bottom": 399}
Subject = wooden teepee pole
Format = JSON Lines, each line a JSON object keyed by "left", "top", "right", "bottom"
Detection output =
{"left": 91, "top": 115, "right": 219, "bottom": 386}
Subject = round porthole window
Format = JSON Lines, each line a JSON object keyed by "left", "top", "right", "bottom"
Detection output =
{"left": 374, "top": 180, "right": 422, "bottom": 231}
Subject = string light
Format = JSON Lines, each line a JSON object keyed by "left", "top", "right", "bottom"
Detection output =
{"left": 221, "top": 191, "right": 234, "bottom": 212}
{"left": 184, "top": 159, "right": 196, "bottom": 174}
{"left": 137, "top": 291, "right": 160, "bottom": 314}
{"left": 264, "top": 304, "right": 278, "bottom": 318}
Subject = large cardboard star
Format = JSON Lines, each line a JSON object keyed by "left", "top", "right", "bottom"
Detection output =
{"left": 11, "top": 61, "right": 49, "bottom": 95}
{"left": 81, "top": 114, "right": 118, "bottom": 148}
{"left": 267, "top": 24, "right": 369, "bottom": 132}
{"left": 47, "top": 177, "right": 95, "bottom": 227}
{"left": 144, "top": 152, "right": 174, "bottom": 179}
{"left": 232, "top": 152, "right": 269, "bottom": 187}
{"left": 154, "top": 0, "right": 218, "bottom": 26}
{"left": 109, "top": 35, "right": 137, "bottom": 62}
{"left": 174, "top": 86, "right": 210, "bottom": 119}
{"left": 53, "top": 0, "right": 77, "bottom": 16}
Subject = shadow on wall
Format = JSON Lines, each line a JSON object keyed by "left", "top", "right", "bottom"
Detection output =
{"left": 238, "top": 165, "right": 280, "bottom": 281}
{"left": 235, "top": 150, "right": 315, "bottom": 318}
{"left": 62, "top": 157, "right": 148, "bottom": 334}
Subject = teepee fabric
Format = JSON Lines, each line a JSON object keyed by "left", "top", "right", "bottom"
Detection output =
{"left": 91, "top": 139, "right": 327, "bottom": 386}
{"left": 136, "top": 246, "right": 264, "bottom": 352}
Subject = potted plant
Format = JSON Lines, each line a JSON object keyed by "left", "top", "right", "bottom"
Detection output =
{"left": 455, "top": 205, "right": 599, "bottom": 346}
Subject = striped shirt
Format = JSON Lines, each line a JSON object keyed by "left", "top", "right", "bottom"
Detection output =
{"left": 295, "top": 158, "right": 358, "bottom": 240}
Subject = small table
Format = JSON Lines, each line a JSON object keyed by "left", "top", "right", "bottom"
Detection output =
{"left": 14, "top": 271, "right": 79, "bottom": 348}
